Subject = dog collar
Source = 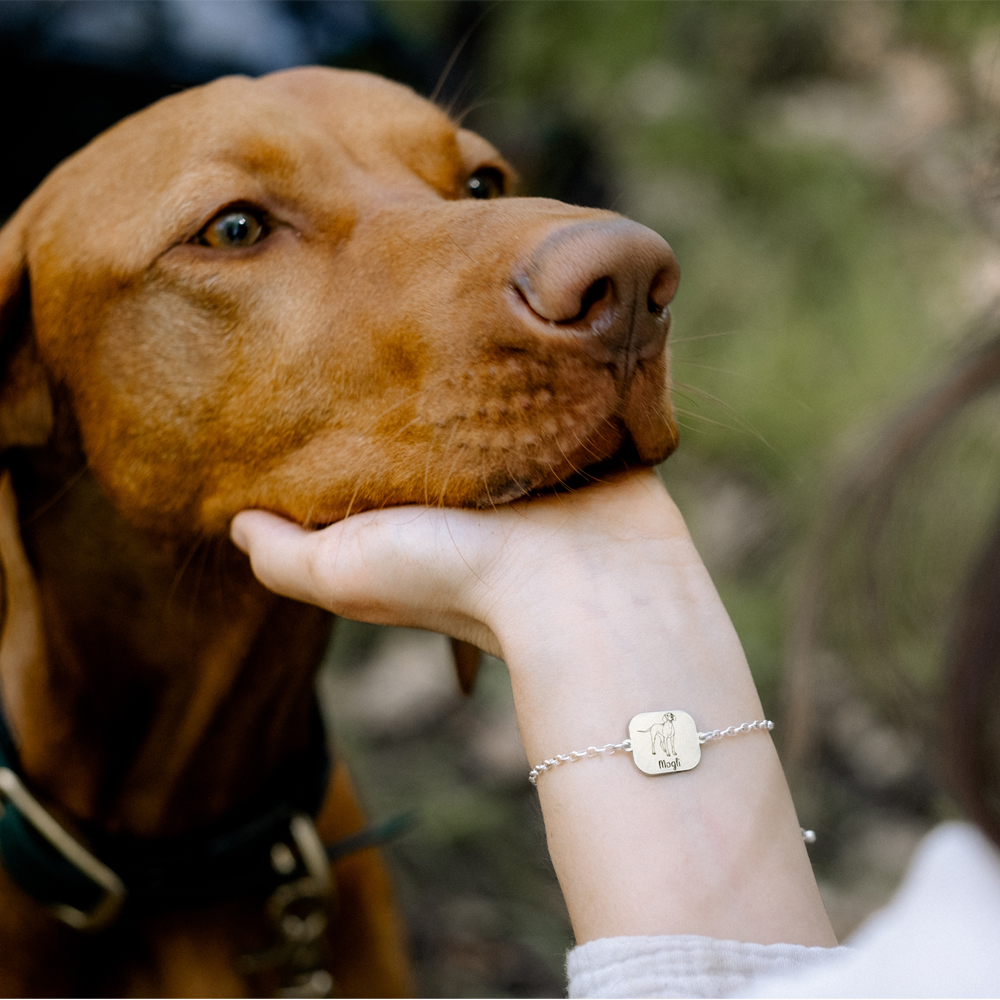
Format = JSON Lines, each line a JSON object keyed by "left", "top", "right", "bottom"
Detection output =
{"left": 0, "top": 700, "right": 406, "bottom": 931}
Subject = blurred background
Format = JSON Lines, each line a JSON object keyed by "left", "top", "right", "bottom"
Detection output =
{"left": 5, "top": 1, "right": 1000, "bottom": 995}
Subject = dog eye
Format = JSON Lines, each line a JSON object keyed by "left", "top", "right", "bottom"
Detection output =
{"left": 467, "top": 168, "right": 505, "bottom": 200}
{"left": 197, "top": 208, "right": 267, "bottom": 249}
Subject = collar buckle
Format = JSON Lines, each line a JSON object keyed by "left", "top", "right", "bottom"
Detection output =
{"left": 0, "top": 767, "right": 126, "bottom": 930}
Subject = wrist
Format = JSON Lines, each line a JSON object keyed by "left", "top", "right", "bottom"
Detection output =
{"left": 489, "top": 540, "right": 763, "bottom": 765}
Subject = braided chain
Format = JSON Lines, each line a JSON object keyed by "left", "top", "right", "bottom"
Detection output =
{"left": 528, "top": 718, "right": 775, "bottom": 786}
{"left": 527, "top": 740, "right": 632, "bottom": 786}
{"left": 697, "top": 719, "right": 774, "bottom": 743}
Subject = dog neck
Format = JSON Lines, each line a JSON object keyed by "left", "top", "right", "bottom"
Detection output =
{"left": 0, "top": 416, "right": 332, "bottom": 839}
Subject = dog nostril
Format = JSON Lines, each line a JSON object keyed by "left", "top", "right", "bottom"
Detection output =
{"left": 514, "top": 220, "right": 679, "bottom": 347}
{"left": 574, "top": 277, "right": 612, "bottom": 323}
{"left": 647, "top": 266, "right": 680, "bottom": 315}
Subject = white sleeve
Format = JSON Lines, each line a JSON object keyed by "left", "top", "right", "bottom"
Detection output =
{"left": 566, "top": 934, "right": 847, "bottom": 999}
{"left": 567, "top": 824, "right": 1000, "bottom": 1000}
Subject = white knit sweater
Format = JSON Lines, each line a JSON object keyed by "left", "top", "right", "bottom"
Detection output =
{"left": 566, "top": 822, "right": 1000, "bottom": 998}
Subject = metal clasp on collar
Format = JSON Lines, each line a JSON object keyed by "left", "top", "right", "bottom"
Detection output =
{"left": 0, "top": 767, "right": 126, "bottom": 930}
{"left": 240, "top": 814, "right": 336, "bottom": 998}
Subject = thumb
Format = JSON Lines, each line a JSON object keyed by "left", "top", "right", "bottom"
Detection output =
{"left": 230, "top": 509, "right": 344, "bottom": 609}
{"left": 230, "top": 506, "right": 504, "bottom": 656}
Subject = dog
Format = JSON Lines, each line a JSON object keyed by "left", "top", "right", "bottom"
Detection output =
{"left": 638, "top": 713, "right": 677, "bottom": 757}
{"left": 0, "top": 66, "right": 679, "bottom": 996}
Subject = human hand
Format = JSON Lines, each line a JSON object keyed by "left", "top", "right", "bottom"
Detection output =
{"left": 229, "top": 468, "right": 693, "bottom": 665}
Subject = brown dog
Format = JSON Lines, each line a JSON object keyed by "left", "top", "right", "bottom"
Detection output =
{"left": 0, "top": 67, "right": 678, "bottom": 996}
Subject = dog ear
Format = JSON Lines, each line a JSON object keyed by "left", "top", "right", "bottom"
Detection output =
{"left": 0, "top": 469, "right": 48, "bottom": 739}
{"left": 0, "top": 210, "right": 53, "bottom": 453}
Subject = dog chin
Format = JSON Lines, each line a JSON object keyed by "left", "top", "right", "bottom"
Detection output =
{"left": 619, "top": 369, "right": 679, "bottom": 465}
{"left": 468, "top": 422, "right": 675, "bottom": 509}
{"left": 622, "top": 409, "right": 679, "bottom": 465}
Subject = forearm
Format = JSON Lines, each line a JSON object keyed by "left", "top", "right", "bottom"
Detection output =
{"left": 495, "top": 523, "right": 835, "bottom": 947}
{"left": 232, "top": 470, "right": 836, "bottom": 949}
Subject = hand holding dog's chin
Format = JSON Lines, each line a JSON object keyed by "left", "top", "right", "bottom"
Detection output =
{"left": 229, "top": 466, "right": 751, "bottom": 735}
{"left": 229, "top": 467, "right": 702, "bottom": 670}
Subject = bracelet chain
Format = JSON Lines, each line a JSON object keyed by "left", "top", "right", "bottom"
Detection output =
{"left": 528, "top": 740, "right": 632, "bottom": 786}
{"left": 697, "top": 719, "right": 775, "bottom": 742}
{"left": 527, "top": 719, "right": 773, "bottom": 786}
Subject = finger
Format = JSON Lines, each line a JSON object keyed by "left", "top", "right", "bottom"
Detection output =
{"left": 230, "top": 509, "right": 344, "bottom": 608}
{"left": 232, "top": 506, "right": 474, "bottom": 619}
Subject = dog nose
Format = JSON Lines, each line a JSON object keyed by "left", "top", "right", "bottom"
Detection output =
{"left": 513, "top": 219, "right": 679, "bottom": 376}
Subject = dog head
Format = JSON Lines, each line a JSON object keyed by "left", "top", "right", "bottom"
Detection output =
{"left": 0, "top": 66, "right": 679, "bottom": 537}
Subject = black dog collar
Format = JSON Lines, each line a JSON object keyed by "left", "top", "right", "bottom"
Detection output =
{"left": 0, "top": 700, "right": 336, "bottom": 929}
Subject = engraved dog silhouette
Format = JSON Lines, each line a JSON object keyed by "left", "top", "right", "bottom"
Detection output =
{"left": 638, "top": 712, "right": 676, "bottom": 756}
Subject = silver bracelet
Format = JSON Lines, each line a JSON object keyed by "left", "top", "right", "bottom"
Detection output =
{"left": 528, "top": 711, "right": 772, "bottom": 784}
{"left": 527, "top": 711, "right": 816, "bottom": 843}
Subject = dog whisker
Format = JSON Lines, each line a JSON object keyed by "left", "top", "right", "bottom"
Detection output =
{"left": 443, "top": 68, "right": 476, "bottom": 119}
{"left": 672, "top": 381, "right": 775, "bottom": 452}
{"left": 442, "top": 507, "right": 488, "bottom": 588}
{"left": 188, "top": 532, "right": 213, "bottom": 617}
{"left": 430, "top": 3, "right": 495, "bottom": 106}
{"left": 423, "top": 422, "right": 444, "bottom": 508}
{"left": 302, "top": 501, "right": 318, "bottom": 530}
{"left": 436, "top": 422, "right": 464, "bottom": 508}
{"left": 212, "top": 535, "right": 229, "bottom": 603}
{"left": 479, "top": 459, "right": 499, "bottom": 513}
{"left": 670, "top": 328, "right": 744, "bottom": 344}
{"left": 452, "top": 97, "right": 497, "bottom": 125}
{"left": 673, "top": 360, "right": 813, "bottom": 413}
{"left": 673, "top": 418, "right": 713, "bottom": 435}
{"left": 19, "top": 462, "right": 89, "bottom": 528}
{"left": 551, "top": 430, "right": 587, "bottom": 487}
{"left": 672, "top": 404, "right": 738, "bottom": 423}
{"left": 342, "top": 479, "right": 366, "bottom": 523}
{"left": 672, "top": 360, "right": 748, "bottom": 378}
{"left": 165, "top": 534, "right": 206, "bottom": 614}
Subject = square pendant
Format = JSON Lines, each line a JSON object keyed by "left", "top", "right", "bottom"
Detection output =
{"left": 628, "top": 710, "right": 701, "bottom": 775}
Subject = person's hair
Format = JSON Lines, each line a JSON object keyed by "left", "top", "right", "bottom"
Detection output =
{"left": 783, "top": 312, "right": 1000, "bottom": 847}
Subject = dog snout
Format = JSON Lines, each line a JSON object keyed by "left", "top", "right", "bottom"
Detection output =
{"left": 512, "top": 218, "right": 680, "bottom": 375}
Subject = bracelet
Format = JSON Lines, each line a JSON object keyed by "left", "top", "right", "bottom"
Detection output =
{"left": 528, "top": 711, "right": 772, "bottom": 785}
{"left": 527, "top": 711, "right": 817, "bottom": 843}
